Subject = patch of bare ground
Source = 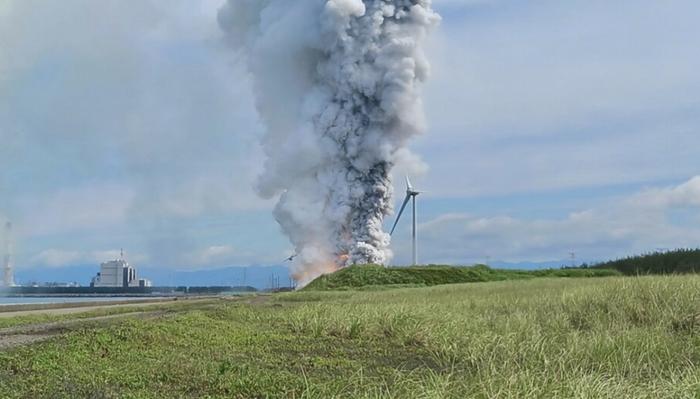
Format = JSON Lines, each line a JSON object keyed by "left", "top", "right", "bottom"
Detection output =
{"left": 0, "top": 297, "right": 210, "bottom": 318}
{"left": 0, "top": 311, "right": 164, "bottom": 350}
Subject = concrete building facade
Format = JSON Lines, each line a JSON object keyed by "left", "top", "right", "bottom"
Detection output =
{"left": 91, "top": 258, "right": 151, "bottom": 288}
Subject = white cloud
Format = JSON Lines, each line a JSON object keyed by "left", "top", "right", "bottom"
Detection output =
{"left": 631, "top": 177, "right": 700, "bottom": 209}
{"left": 173, "top": 244, "right": 286, "bottom": 270}
{"left": 29, "top": 249, "right": 83, "bottom": 268}
{"left": 0, "top": 1, "right": 268, "bottom": 246}
{"left": 419, "top": 0, "right": 700, "bottom": 197}
{"left": 189, "top": 245, "right": 236, "bottom": 266}
{"left": 16, "top": 183, "right": 135, "bottom": 237}
{"left": 395, "top": 176, "right": 700, "bottom": 265}
{"left": 2, "top": 0, "right": 699, "bottom": 271}
{"left": 28, "top": 248, "right": 147, "bottom": 268}
{"left": 129, "top": 171, "right": 273, "bottom": 220}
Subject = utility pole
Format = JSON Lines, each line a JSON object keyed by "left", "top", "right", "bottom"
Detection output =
{"left": 569, "top": 251, "right": 576, "bottom": 268}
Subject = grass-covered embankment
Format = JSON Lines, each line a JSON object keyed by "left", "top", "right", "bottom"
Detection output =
{"left": 3, "top": 276, "right": 699, "bottom": 398}
{"left": 303, "top": 264, "right": 620, "bottom": 290}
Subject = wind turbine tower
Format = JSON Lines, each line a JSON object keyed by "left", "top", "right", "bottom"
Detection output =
{"left": 390, "top": 177, "right": 422, "bottom": 266}
{"left": 3, "top": 222, "right": 14, "bottom": 287}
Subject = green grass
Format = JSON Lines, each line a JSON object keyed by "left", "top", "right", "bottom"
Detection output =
{"left": 2, "top": 276, "right": 700, "bottom": 398}
{"left": 303, "top": 264, "right": 620, "bottom": 290}
{"left": 0, "top": 298, "right": 222, "bottom": 330}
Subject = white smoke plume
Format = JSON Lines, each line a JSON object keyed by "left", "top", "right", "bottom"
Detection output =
{"left": 218, "top": 0, "right": 439, "bottom": 285}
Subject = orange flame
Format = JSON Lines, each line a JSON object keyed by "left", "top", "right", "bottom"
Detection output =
{"left": 291, "top": 252, "right": 350, "bottom": 288}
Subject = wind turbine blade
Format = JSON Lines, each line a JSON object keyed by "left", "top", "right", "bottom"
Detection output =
{"left": 390, "top": 194, "right": 411, "bottom": 235}
{"left": 405, "top": 176, "right": 413, "bottom": 191}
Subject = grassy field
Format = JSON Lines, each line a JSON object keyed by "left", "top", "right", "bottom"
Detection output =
{"left": 304, "top": 264, "right": 620, "bottom": 290}
{"left": 2, "top": 276, "right": 700, "bottom": 398}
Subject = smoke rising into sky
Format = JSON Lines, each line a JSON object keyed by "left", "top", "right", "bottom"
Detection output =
{"left": 1, "top": 0, "right": 699, "bottom": 275}
{"left": 218, "top": 0, "right": 440, "bottom": 284}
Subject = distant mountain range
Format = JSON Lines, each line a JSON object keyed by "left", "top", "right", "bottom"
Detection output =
{"left": 13, "top": 260, "right": 588, "bottom": 290}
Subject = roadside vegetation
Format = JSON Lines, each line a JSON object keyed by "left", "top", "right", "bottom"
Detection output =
{"left": 2, "top": 276, "right": 700, "bottom": 398}
{"left": 303, "top": 264, "right": 620, "bottom": 291}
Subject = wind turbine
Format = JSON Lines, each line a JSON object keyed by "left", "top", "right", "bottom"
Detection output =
{"left": 390, "top": 177, "right": 421, "bottom": 266}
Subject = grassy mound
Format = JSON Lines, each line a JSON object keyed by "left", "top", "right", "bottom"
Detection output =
{"left": 304, "top": 264, "right": 619, "bottom": 291}
{"left": 593, "top": 248, "right": 700, "bottom": 275}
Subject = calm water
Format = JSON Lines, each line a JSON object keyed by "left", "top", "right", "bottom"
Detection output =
{"left": 0, "top": 296, "right": 159, "bottom": 306}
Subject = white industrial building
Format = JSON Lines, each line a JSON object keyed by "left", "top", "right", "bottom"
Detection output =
{"left": 91, "top": 253, "right": 152, "bottom": 288}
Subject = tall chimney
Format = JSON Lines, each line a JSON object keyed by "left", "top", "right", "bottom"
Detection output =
{"left": 3, "top": 222, "right": 14, "bottom": 287}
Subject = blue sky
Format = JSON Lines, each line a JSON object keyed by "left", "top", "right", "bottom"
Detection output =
{"left": 1, "top": 0, "right": 699, "bottom": 272}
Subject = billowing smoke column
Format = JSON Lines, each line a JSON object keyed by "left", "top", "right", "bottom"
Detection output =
{"left": 218, "top": 0, "right": 439, "bottom": 285}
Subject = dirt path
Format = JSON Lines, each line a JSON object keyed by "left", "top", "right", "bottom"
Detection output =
{"left": 0, "top": 296, "right": 254, "bottom": 350}
{"left": 0, "top": 296, "right": 260, "bottom": 350}
{"left": 0, "top": 297, "right": 216, "bottom": 318}
{"left": 0, "top": 311, "right": 164, "bottom": 350}
{"left": 0, "top": 297, "right": 182, "bottom": 316}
